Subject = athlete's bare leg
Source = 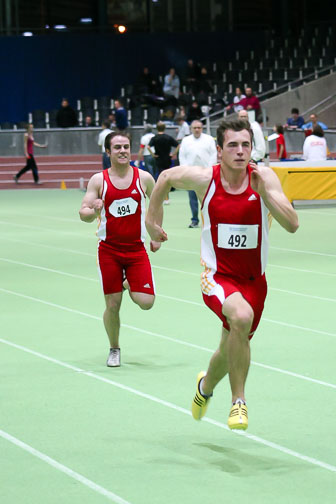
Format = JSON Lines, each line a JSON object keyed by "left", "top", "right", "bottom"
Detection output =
{"left": 201, "top": 327, "right": 229, "bottom": 393}
{"left": 202, "top": 292, "right": 253, "bottom": 403}
{"left": 128, "top": 291, "right": 155, "bottom": 310}
{"left": 103, "top": 292, "right": 123, "bottom": 347}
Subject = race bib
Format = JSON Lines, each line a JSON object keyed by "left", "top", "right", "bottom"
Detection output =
{"left": 218, "top": 224, "right": 259, "bottom": 249}
{"left": 109, "top": 197, "right": 138, "bottom": 218}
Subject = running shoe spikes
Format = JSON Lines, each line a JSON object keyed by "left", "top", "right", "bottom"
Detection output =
{"left": 228, "top": 398, "right": 248, "bottom": 430}
{"left": 106, "top": 348, "right": 121, "bottom": 367}
{"left": 191, "top": 371, "right": 212, "bottom": 420}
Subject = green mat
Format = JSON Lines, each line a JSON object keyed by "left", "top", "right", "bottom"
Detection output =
{"left": 1, "top": 189, "right": 336, "bottom": 504}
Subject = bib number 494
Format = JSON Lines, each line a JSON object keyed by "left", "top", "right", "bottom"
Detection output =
{"left": 117, "top": 205, "right": 130, "bottom": 216}
{"left": 109, "top": 197, "right": 138, "bottom": 218}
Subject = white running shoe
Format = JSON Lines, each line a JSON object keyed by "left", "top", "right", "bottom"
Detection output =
{"left": 106, "top": 348, "right": 121, "bottom": 367}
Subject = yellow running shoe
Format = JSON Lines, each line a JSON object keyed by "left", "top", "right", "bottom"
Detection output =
{"left": 191, "top": 371, "right": 212, "bottom": 420}
{"left": 228, "top": 399, "right": 248, "bottom": 430}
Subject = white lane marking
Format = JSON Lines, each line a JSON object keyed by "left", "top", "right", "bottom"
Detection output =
{"left": 1, "top": 338, "right": 336, "bottom": 474}
{"left": 3, "top": 237, "right": 336, "bottom": 279}
{"left": 1, "top": 287, "right": 336, "bottom": 386}
{"left": 267, "top": 263, "right": 336, "bottom": 278}
{"left": 2, "top": 258, "right": 335, "bottom": 304}
{"left": 0, "top": 429, "right": 131, "bottom": 504}
{"left": 164, "top": 245, "right": 336, "bottom": 259}
{"left": 270, "top": 246, "right": 336, "bottom": 258}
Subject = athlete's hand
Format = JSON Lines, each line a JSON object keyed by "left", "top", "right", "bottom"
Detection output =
{"left": 146, "top": 220, "right": 168, "bottom": 243}
{"left": 92, "top": 198, "right": 103, "bottom": 215}
{"left": 250, "top": 162, "right": 268, "bottom": 197}
{"left": 150, "top": 240, "right": 161, "bottom": 252}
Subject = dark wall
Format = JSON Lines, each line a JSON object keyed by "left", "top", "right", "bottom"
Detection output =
{"left": 1, "top": 30, "right": 266, "bottom": 123}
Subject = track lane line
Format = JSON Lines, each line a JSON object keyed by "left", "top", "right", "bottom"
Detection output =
{"left": 0, "top": 429, "right": 132, "bottom": 504}
{"left": 1, "top": 287, "right": 336, "bottom": 388}
{"left": 3, "top": 236, "right": 336, "bottom": 278}
{"left": 1, "top": 338, "right": 336, "bottom": 474}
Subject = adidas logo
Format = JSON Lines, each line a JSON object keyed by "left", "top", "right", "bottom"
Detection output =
{"left": 131, "top": 189, "right": 137, "bottom": 194}
{"left": 248, "top": 194, "right": 257, "bottom": 201}
{"left": 143, "top": 283, "right": 151, "bottom": 288}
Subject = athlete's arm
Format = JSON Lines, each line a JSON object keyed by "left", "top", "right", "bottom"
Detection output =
{"left": 24, "top": 133, "right": 29, "bottom": 158}
{"left": 139, "top": 170, "right": 162, "bottom": 252}
{"left": 79, "top": 172, "right": 104, "bottom": 223}
{"left": 250, "top": 162, "right": 299, "bottom": 233}
{"left": 146, "top": 165, "right": 211, "bottom": 242}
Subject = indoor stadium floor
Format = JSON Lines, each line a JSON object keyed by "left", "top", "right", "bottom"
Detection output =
{"left": 1, "top": 188, "right": 335, "bottom": 504}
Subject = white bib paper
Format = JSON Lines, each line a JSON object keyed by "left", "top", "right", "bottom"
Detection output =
{"left": 109, "top": 197, "right": 138, "bottom": 218}
{"left": 218, "top": 223, "right": 259, "bottom": 249}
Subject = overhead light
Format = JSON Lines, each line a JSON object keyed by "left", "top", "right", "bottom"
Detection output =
{"left": 118, "top": 25, "right": 126, "bottom": 33}
{"left": 22, "top": 31, "right": 33, "bottom": 36}
{"left": 54, "top": 24, "right": 67, "bottom": 30}
{"left": 80, "top": 18, "right": 93, "bottom": 24}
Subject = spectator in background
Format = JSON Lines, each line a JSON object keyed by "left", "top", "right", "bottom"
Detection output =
{"left": 238, "top": 110, "right": 266, "bottom": 162}
{"left": 84, "top": 115, "right": 94, "bottom": 127}
{"left": 284, "top": 107, "right": 305, "bottom": 130}
{"left": 137, "top": 124, "right": 156, "bottom": 177}
{"left": 113, "top": 99, "right": 128, "bottom": 132}
{"left": 184, "top": 59, "right": 200, "bottom": 93}
{"left": 176, "top": 115, "right": 190, "bottom": 143}
{"left": 137, "top": 66, "right": 156, "bottom": 94}
{"left": 148, "top": 122, "right": 179, "bottom": 195}
{"left": 274, "top": 124, "right": 287, "bottom": 160}
{"left": 108, "top": 112, "right": 116, "bottom": 129}
{"left": 198, "top": 66, "right": 213, "bottom": 94}
{"left": 179, "top": 120, "right": 217, "bottom": 228}
{"left": 160, "top": 106, "right": 176, "bottom": 126}
{"left": 98, "top": 120, "right": 113, "bottom": 169}
{"left": 226, "top": 87, "right": 261, "bottom": 117}
{"left": 163, "top": 68, "right": 180, "bottom": 103}
{"left": 302, "top": 113, "right": 328, "bottom": 131}
{"left": 302, "top": 125, "right": 327, "bottom": 161}
{"left": 233, "top": 87, "right": 246, "bottom": 113}
{"left": 137, "top": 66, "right": 163, "bottom": 106}
{"left": 56, "top": 98, "right": 77, "bottom": 128}
{"left": 187, "top": 100, "right": 203, "bottom": 123}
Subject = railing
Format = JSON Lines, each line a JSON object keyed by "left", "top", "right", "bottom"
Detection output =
{"left": 204, "top": 63, "right": 336, "bottom": 126}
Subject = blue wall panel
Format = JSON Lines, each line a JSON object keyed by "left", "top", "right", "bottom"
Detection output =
{"left": 0, "top": 30, "right": 265, "bottom": 123}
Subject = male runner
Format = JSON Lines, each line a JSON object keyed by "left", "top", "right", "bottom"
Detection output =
{"left": 146, "top": 119, "right": 299, "bottom": 430}
{"left": 79, "top": 132, "right": 161, "bottom": 367}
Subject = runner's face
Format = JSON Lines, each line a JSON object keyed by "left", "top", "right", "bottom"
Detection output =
{"left": 108, "top": 136, "right": 131, "bottom": 166}
{"left": 220, "top": 129, "right": 251, "bottom": 170}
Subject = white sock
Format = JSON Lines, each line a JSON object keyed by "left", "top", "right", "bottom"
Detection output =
{"left": 200, "top": 377, "right": 212, "bottom": 398}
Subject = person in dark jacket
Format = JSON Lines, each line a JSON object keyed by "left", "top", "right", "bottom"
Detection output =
{"left": 113, "top": 99, "right": 129, "bottom": 132}
{"left": 56, "top": 98, "right": 77, "bottom": 128}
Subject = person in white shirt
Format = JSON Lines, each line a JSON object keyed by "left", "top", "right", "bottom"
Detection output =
{"left": 179, "top": 120, "right": 217, "bottom": 227}
{"left": 176, "top": 116, "right": 190, "bottom": 142}
{"left": 233, "top": 87, "right": 246, "bottom": 113}
{"left": 137, "top": 124, "right": 156, "bottom": 176}
{"left": 98, "top": 120, "right": 113, "bottom": 169}
{"left": 238, "top": 110, "right": 266, "bottom": 162}
{"left": 302, "top": 125, "right": 327, "bottom": 161}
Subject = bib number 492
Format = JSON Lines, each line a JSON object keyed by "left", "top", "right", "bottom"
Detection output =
{"left": 218, "top": 223, "right": 258, "bottom": 249}
{"left": 228, "top": 234, "right": 247, "bottom": 248}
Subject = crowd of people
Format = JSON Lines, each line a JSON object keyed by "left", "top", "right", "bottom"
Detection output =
{"left": 15, "top": 58, "right": 330, "bottom": 186}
